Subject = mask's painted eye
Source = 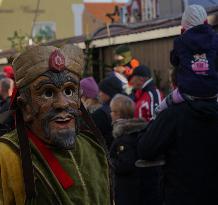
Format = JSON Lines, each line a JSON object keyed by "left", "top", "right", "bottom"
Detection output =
{"left": 42, "top": 89, "right": 53, "bottom": 99}
{"left": 64, "top": 88, "right": 74, "bottom": 97}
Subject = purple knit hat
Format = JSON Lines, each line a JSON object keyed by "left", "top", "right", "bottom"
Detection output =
{"left": 80, "top": 77, "right": 99, "bottom": 99}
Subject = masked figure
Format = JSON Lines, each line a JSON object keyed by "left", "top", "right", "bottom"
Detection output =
{"left": 0, "top": 45, "right": 112, "bottom": 205}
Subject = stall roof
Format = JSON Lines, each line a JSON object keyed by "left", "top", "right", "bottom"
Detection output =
{"left": 1, "top": 6, "right": 218, "bottom": 58}
{"left": 47, "top": 5, "right": 218, "bottom": 48}
{"left": 189, "top": 0, "right": 218, "bottom": 7}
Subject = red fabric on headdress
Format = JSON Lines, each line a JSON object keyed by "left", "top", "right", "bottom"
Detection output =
{"left": 9, "top": 85, "right": 18, "bottom": 110}
{"left": 9, "top": 86, "right": 18, "bottom": 128}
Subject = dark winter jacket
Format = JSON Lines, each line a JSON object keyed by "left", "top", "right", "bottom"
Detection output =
{"left": 171, "top": 24, "right": 218, "bottom": 97}
{"left": 138, "top": 99, "right": 218, "bottom": 205}
{"left": 92, "top": 102, "right": 113, "bottom": 148}
{"left": 110, "top": 119, "right": 163, "bottom": 205}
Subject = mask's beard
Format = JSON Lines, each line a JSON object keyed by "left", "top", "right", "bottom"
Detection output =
{"left": 48, "top": 128, "right": 77, "bottom": 149}
{"left": 41, "top": 108, "right": 80, "bottom": 149}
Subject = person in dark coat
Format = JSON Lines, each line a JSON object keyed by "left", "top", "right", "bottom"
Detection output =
{"left": 110, "top": 94, "right": 163, "bottom": 205}
{"left": 157, "top": 5, "right": 218, "bottom": 115}
{"left": 0, "top": 78, "right": 14, "bottom": 136}
{"left": 92, "top": 75, "right": 123, "bottom": 148}
{"left": 138, "top": 98, "right": 218, "bottom": 205}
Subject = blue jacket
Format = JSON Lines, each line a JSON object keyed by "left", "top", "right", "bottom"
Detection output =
{"left": 171, "top": 24, "right": 218, "bottom": 97}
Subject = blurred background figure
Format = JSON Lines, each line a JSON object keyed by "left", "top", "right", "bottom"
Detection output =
{"left": 155, "top": 67, "right": 181, "bottom": 114}
{"left": 112, "top": 44, "right": 140, "bottom": 94}
{"left": 156, "top": 4, "right": 218, "bottom": 115}
{"left": 169, "top": 68, "right": 177, "bottom": 90}
{"left": 110, "top": 94, "right": 162, "bottom": 205}
{"left": 3, "top": 65, "right": 14, "bottom": 97}
{"left": 0, "top": 78, "right": 11, "bottom": 107}
{"left": 92, "top": 75, "right": 123, "bottom": 148}
{"left": 0, "top": 77, "right": 15, "bottom": 136}
{"left": 80, "top": 77, "right": 101, "bottom": 113}
{"left": 3, "top": 65, "right": 15, "bottom": 80}
{"left": 114, "top": 44, "right": 140, "bottom": 78}
{"left": 129, "top": 65, "right": 162, "bottom": 122}
{"left": 0, "top": 72, "right": 6, "bottom": 81}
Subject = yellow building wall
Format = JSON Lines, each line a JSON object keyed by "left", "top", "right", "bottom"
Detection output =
{"left": 0, "top": 0, "right": 83, "bottom": 50}
{"left": 83, "top": 12, "right": 104, "bottom": 36}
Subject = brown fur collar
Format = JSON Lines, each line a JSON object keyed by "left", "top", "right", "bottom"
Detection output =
{"left": 112, "top": 118, "right": 147, "bottom": 138}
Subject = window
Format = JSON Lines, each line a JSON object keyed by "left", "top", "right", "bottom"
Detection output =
{"left": 32, "top": 21, "right": 56, "bottom": 43}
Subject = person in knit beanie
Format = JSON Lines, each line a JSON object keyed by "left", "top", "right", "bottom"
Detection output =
{"left": 99, "top": 75, "right": 123, "bottom": 100}
{"left": 181, "top": 4, "right": 207, "bottom": 32}
{"left": 80, "top": 77, "right": 99, "bottom": 99}
{"left": 80, "top": 77, "right": 101, "bottom": 113}
{"left": 156, "top": 4, "right": 218, "bottom": 115}
{"left": 92, "top": 75, "right": 123, "bottom": 148}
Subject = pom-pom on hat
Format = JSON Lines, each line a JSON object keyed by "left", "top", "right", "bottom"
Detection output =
{"left": 80, "top": 77, "right": 99, "bottom": 99}
{"left": 181, "top": 4, "right": 207, "bottom": 31}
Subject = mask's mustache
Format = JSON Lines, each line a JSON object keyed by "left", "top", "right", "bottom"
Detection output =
{"left": 51, "top": 116, "right": 72, "bottom": 121}
{"left": 43, "top": 108, "right": 81, "bottom": 122}
{"left": 41, "top": 108, "right": 80, "bottom": 141}
{"left": 51, "top": 114, "right": 74, "bottom": 121}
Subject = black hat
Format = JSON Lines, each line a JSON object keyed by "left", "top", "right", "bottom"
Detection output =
{"left": 99, "top": 76, "right": 123, "bottom": 98}
{"left": 129, "top": 65, "right": 151, "bottom": 80}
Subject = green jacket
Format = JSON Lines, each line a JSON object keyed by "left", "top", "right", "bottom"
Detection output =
{"left": 0, "top": 130, "right": 111, "bottom": 205}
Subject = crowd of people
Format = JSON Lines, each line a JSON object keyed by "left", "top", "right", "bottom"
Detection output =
{"left": 0, "top": 4, "right": 218, "bottom": 205}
